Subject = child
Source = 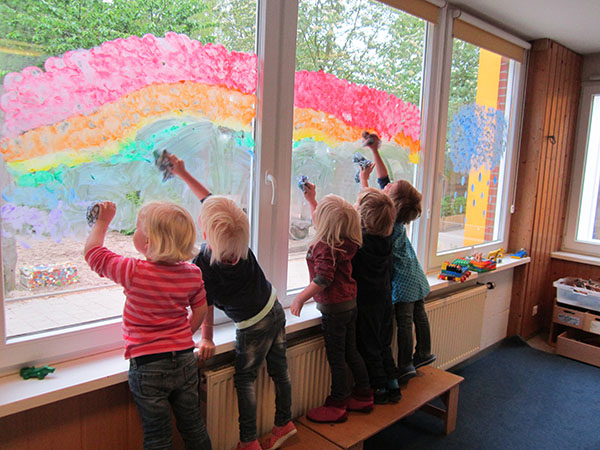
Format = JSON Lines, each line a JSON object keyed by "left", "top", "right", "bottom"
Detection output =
{"left": 84, "top": 201, "right": 212, "bottom": 450}
{"left": 167, "top": 154, "right": 296, "bottom": 450}
{"left": 364, "top": 134, "right": 436, "bottom": 384}
{"left": 291, "top": 183, "right": 373, "bottom": 423}
{"left": 352, "top": 170, "right": 402, "bottom": 404}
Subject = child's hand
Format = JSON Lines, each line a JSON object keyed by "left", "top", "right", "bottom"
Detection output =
{"left": 166, "top": 153, "right": 186, "bottom": 177}
{"left": 96, "top": 201, "right": 116, "bottom": 224}
{"left": 362, "top": 132, "right": 381, "bottom": 152}
{"left": 359, "top": 163, "right": 374, "bottom": 187}
{"left": 303, "top": 182, "right": 316, "bottom": 203}
{"left": 290, "top": 296, "right": 305, "bottom": 316}
{"left": 197, "top": 338, "right": 216, "bottom": 360}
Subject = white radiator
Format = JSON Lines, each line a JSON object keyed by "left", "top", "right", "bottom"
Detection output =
{"left": 426, "top": 284, "right": 487, "bottom": 369}
{"left": 201, "top": 337, "right": 330, "bottom": 450}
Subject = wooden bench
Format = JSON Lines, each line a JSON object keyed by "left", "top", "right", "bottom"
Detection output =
{"left": 259, "top": 421, "right": 340, "bottom": 450}
{"left": 297, "top": 366, "right": 464, "bottom": 450}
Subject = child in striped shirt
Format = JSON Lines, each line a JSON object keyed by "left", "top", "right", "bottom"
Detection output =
{"left": 85, "top": 201, "right": 212, "bottom": 450}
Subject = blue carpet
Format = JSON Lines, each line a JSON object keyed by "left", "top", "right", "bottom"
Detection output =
{"left": 365, "top": 336, "right": 600, "bottom": 450}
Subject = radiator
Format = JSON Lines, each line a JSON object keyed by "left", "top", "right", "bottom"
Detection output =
{"left": 201, "top": 337, "right": 329, "bottom": 450}
{"left": 426, "top": 284, "right": 487, "bottom": 370}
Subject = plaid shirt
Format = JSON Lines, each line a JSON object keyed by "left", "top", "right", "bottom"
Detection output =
{"left": 390, "top": 223, "right": 430, "bottom": 303}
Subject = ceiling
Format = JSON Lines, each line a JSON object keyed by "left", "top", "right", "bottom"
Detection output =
{"left": 449, "top": 0, "right": 600, "bottom": 55}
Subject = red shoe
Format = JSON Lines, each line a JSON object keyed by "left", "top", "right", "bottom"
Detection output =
{"left": 236, "top": 439, "right": 262, "bottom": 450}
{"left": 346, "top": 388, "right": 374, "bottom": 413}
{"left": 306, "top": 396, "right": 348, "bottom": 423}
{"left": 262, "top": 421, "right": 297, "bottom": 450}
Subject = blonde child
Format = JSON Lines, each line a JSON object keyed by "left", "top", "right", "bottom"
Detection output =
{"left": 167, "top": 154, "right": 295, "bottom": 450}
{"left": 291, "top": 183, "right": 373, "bottom": 423}
{"left": 84, "top": 201, "right": 212, "bottom": 450}
{"left": 364, "top": 134, "right": 436, "bottom": 384}
{"left": 352, "top": 178, "right": 402, "bottom": 404}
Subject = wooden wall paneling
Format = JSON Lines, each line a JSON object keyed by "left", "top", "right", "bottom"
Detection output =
{"left": 508, "top": 39, "right": 552, "bottom": 335}
{"left": 0, "top": 408, "right": 29, "bottom": 450}
{"left": 550, "top": 259, "right": 600, "bottom": 282}
{"left": 509, "top": 39, "right": 582, "bottom": 337}
{"left": 80, "top": 384, "right": 131, "bottom": 450}
{"left": 26, "top": 395, "right": 82, "bottom": 449}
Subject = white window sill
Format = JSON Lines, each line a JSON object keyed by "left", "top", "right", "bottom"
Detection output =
{"left": 551, "top": 251, "right": 600, "bottom": 267}
{"left": 0, "top": 303, "right": 323, "bottom": 418}
{"left": 0, "top": 257, "right": 530, "bottom": 419}
{"left": 427, "top": 256, "right": 530, "bottom": 291}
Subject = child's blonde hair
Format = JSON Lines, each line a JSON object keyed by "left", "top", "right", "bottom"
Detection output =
{"left": 312, "top": 194, "right": 362, "bottom": 250}
{"left": 138, "top": 202, "right": 197, "bottom": 263}
{"left": 199, "top": 196, "right": 249, "bottom": 265}
{"left": 388, "top": 180, "right": 422, "bottom": 224}
{"left": 356, "top": 187, "right": 395, "bottom": 236}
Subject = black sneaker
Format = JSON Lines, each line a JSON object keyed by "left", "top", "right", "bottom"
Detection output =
{"left": 397, "top": 364, "right": 417, "bottom": 384}
{"left": 387, "top": 387, "right": 402, "bottom": 403}
{"left": 414, "top": 354, "right": 436, "bottom": 369}
{"left": 374, "top": 388, "right": 389, "bottom": 405}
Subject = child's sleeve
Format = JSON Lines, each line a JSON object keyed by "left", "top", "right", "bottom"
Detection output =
{"left": 189, "top": 272, "right": 207, "bottom": 308}
{"left": 85, "top": 246, "right": 135, "bottom": 289}
{"left": 377, "top": 176, "right": 391, "bottom": 190}
{"left": 311, "top": 244, "right": 335, "bottom": 287}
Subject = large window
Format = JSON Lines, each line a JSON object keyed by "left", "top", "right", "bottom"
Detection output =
{"left": 287, "top": 0, "right": 428, "bottom": 291}
{"left": 0, "top": 1, "right": 529, "bottom": 375}
{"left": 428, "top": 14, "right": 526, "bottom": 268}
{"left": 563, "top": 83, "right": 600, "bottom": 255}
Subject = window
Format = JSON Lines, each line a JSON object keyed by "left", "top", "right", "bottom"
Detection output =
{"left": 0, "top": 0, "right": 258, "bottom": 374}
{"left": 427, "top": 13, "right": 527, "bottom": 269}
{"left": 0, "top": 1, "right": 529, "bottom": 375}
{"left": 286, "top": 0, "right": 430, "bottom": 291}
{"left": 563, "top": 83, "right": 600, "bottom": 255}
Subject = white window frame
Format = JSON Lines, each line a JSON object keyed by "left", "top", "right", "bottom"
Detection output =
{"left": 424, "top": 8, "right": 529, "bottom": 271}
{"left": 562, "top": 82, "right": 600, "bottom": 256}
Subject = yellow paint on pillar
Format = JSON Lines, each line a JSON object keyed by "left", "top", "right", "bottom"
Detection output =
{"left": 463, "top": 49, "right": 501, "bottom": 247}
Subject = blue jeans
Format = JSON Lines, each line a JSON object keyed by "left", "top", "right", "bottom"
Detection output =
{"left": 128, "top": 351, "right": 212, "bottom": 450}
{"left": 321, "top": 307, "right": 370, "bottom": 401}
{"left": 234, "top": 301, "right": 292, "bottom": 443}
{"left": 395, "top": 299, "right": 432, "bottom": 369}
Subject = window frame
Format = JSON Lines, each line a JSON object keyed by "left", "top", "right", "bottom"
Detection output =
{"left": 562, "top": 81, "right": 600, "bottom": 256}
{"left": 424, "top": 7, "right": 529, "bottom": 271}
{"left": 0, "top": 0, "right": 531, "bottom": 376}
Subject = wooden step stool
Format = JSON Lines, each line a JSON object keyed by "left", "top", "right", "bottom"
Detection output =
{"left": 298, "top": 366, "right": 464, "bottom": 450}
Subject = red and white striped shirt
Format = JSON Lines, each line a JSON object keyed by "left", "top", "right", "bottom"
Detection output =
{"left": 85, "top": 246, "right": 206, "bottom": 359}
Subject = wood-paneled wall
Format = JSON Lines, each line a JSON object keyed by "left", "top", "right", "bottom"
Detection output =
{"left": 508, "top": 39, "right": 582, "bottom": 338}
{"left": 0, "top": 382, "right": 186, "bottom": 450}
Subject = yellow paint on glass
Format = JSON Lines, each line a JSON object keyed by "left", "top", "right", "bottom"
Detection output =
{"left": 463, "top": 49, "right": 501, "bottom": 246}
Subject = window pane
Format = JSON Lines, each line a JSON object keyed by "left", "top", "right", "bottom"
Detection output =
{"left": 1, "top": 1, "right": 257, "bottom": 338}
{"left": 576, "top": 94, "right": 600, "bottom": 243}
{"left": 288, "top": 0, "right": 427, "bottom": 291}
{"left": 437, "top": 40, "right": 514, "bottom": 254}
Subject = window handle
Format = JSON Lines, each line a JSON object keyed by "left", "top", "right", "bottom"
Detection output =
{"left": 265, "top": 171, "right": 277, "bottom": 205}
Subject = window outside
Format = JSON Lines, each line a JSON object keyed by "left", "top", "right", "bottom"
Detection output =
{"left": 1, "top": 0, "right": 257, "bottom": 338}
{"left": 437, "top": 39, "right": 515, "bottom": 254}
{"left": 287, "top": 0, "right": 427, "bottom": 291}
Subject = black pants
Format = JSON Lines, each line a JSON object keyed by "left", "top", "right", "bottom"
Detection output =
{"left": 356, "top": 298, "right": 399, "bottom": 389}
{"left": 395, "top": 299, "right": 432, "bottom": 369}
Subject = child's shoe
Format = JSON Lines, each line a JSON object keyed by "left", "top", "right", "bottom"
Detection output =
{"left": 374, "top": 388, "right": 389, "bottom": 405}
{"left": 387, "top": 378, "right": 402, "bottom": 403}
{"left": 262, "top": 421, "right": 297, "bottom": 450}
{"left": 397, "top": 364, "right": 417, "bottom": 384}
{"left": 414, "top": 353, "right": 436, "bottom": 369}
{"left": 346, "top": 388, "right": 374, "bottom": 413}
{"left": 307, "top": 396, "right": 348, "bottom": 423}
{"left": 236, "top": 439, "right": 262, "bottom": 450}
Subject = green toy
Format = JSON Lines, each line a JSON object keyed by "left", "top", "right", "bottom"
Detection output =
{"left": 20, "top": 365, "right": 55, "bottom": 380}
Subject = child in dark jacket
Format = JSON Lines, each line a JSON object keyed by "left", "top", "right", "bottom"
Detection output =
{"left": 291, "top": 182, "right": 373, "bottom": 423}
{"left": 364, "top": 133, "right": 436, "bottom": 384}
{"left": 167, "top": 154, "right": 295, "bottom": 450}
{"left": 352, "top": 174, "right": 402, "bottom": 404}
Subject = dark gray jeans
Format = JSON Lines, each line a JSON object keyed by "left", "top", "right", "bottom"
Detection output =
{"left": 233, "top": 301, "right": 292, "bottom": 443}
{"left": 395, "top": 299, "right": 432, "bottom": 369}
{"left": 128, "top": 350, "right": 212, "bottom": 450}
